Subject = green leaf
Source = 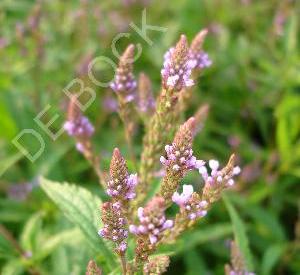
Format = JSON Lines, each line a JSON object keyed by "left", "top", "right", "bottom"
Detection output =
{"left": 1, "top": 259, "right": 24, "bottom": 275}
{"left": 160, "top": 223, "right": 232, "bottom": 255}
{"left": 37, "top": 228, "right": 83, "bottom": 261}
{"left": 261, "top": 243, "right": 286, "bottom": 275}
{"left": 0, "top": 152, "right": 23, "bottom": 178}
{"left": 223, "top": 193, "right": 254, "bottom": 272}
{"left": 184, "top": 249, "right": 206, "bottom": 275}
{"left": 39, "top": 177, "right": 117, "bottom": 269}
{"left": 0, "top": 231, "right": 18, "bottom": 259}
{"left": 0, "top": 100, "right": 17, "bottom": 140}
{"left": 20, "top": 212, "right": 43, "bottom": 252}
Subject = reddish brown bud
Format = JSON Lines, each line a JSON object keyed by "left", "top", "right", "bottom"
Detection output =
{"left": 86, "top": 260, "right": 102, "bottom": 275}
{"left": 173, "top": 117, "right": 195, "bottom": 148}
{"left": 67, "top": 94, "right": 81, "bottom": 122}
{"left": 190, "top": 29, "right": 208, "bottom": 53}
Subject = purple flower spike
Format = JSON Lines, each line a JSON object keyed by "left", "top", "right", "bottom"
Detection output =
{"left": 110, "top": 44, "right": 137, "bottom": 102}
{"left": 64, "top": 95, "right": 94, "bottom": 139}
{"left": 189, "top": 51, "right": 212, "bottom": 70}
{"left": 161, "top": 35, "right": 196, "bottom": 91}
{"left": 107, "top": 148, "right": 138, "bottom": 201}
{"left": 190, "top": 29, "right": 212, "bottom": 70}
{"left": 129, "top": 197, "right": 173, "bottom": 245}
{"left": 99, "top": 202, "right": 128, "bottom": 254}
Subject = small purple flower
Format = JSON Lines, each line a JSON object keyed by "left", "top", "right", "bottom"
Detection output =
{"left": 7, "top": 182, "right": 34, "bottom": 201}
{"left": 75, "top": 142, "right": 85, "bottom": 153}
{"left": 64, "top": 116, "right": 94, "bottom": 138}
{"left": 199, "top": 159, "right": 241, "bottom": 187}
{"left": 129, "top": 197, "right": 173, "bottom": 245}
{"left": 190, "top": 51, "right": 212, "bottom": 69}
{"left": 118, "top": 241, "right": 127, "bottom": 252}
{"left": 107, "top": 173, "right": 138, "bottom": 200}
{"left": 172, "top": 185, "right": 208, "bottom": 221}
{"left": 160, "top": 144, "right": 205, "bottom": 173}
{"left": 110, "top": 76, "right": 137, "bottom": 97}
{"left": 102, "top": 95, "right": 118, "bottom": 113}
{"left": 172, "top": 185, "right": 193, "bottom": 206}
{"left": 189, "top": 29, "right": 212, "bottom": 70}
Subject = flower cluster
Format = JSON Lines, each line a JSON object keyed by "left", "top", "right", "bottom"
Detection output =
{"left": 200, "top": 155, "right": 241, "bottom": 203}
{"left": 189, "top": 29, "right": 212, "bottom": 70}
{"left": 107, "top": 148, "right": 138, "bottom": 201}
{"left": 160, "top": 117, "right": 204, "bottom": 174}
{"left": 98, "top": 202, "right": 128, "bottom": 254}
{"left": 160, "top": 144, "right": 204, "bottom": 173}
{"left": 63, "top": 95, "right": 94, "bottom": 153}
{"left": 161, "top": 35, "right": 196, "bottom": 91}
{"left": 172, "top": 185, "right": 208, "bottom": 220}
{"left": 199, "top": 159, "right": 241, "bottom": 188}
{"left": 98, "top": 148, "right": 138, "bottom": 255}
{"left": 110, "top": 44, "right": 137, "bottom": 102}
{"left": 159, "top": 117, "right": 205, "bottom": 205}
{"left": 64, "top": 116, "right": 94, "bottom": 138}
{"left": 129, "top": 197, "right": 173, "bottom": 245}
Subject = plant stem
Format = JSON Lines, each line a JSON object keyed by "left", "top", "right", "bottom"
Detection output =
{"left": 120, "top": 254, "right": 127, "bottom": 275}
{"left": 0, "top": 224, "right": 40, "bottom": 275}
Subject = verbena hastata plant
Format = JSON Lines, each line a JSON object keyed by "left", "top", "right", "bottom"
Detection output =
{"left": 61, "top": 29, "right": 242, "bottom": 275}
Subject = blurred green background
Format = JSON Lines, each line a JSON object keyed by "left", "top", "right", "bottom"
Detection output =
{"left": 0, "top": 0, "right": 299, "bottom": 274}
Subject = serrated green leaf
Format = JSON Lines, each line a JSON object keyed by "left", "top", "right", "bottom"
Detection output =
{"left": 39, "top": 177, "right": 117, "bottom": 269}
{"left": 223, "top": 193, "right": 254, "bottom": 272}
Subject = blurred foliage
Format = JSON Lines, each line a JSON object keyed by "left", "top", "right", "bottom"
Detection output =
{"left": 0, "top": 0, "right": 299, "bottom": 274}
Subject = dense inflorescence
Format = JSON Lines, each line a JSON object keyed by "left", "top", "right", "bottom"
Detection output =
{"left": 107, "top": 148, "right": 138, "bottom": 202}
{"left": 159, "top": 117, "right": 204, "bottom": 205}
{"left": 189, "top": 29, "right": 212, "bottom": 70}
{"left": 110, "top": 44, "right": 137, "bottom": 102}
{"left": 129, "top": 196, "right": 173, "bottom": 245}
{"left": 161, "top": 35, "right": 196, "bottom": 91}
{"left": 64, "top": 95, "right": 94, "bottom": 152}
{"left": 200, "top": 155, "right": 241, "bottom": 203}
{"left": 98, "top": 202, "right": 128, "bottom": 254}
{"left": 172, "top": 185, "right": 208, "bottom": 220}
